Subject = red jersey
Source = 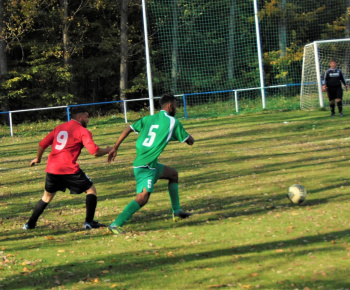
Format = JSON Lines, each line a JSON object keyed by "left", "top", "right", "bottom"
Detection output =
{"left": 39, "top": 120, "right": 99, "bottom": 174}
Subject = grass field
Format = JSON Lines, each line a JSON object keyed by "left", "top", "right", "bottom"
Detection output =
{"left": 1, "top": 110, "right": 350, "bottom": 289}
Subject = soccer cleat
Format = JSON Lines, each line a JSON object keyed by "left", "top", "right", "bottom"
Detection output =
{"left": 107, "top": 225, "right": 126, "bottom": 235}
{"left": 339, "top": 113, "right": 343, "bottom": 117}
{"left": 331, "top": 113, "right": 335, "bottom": 117}
{"left": 84, "top": 220, "right": 105, "bottom": 229}
{"left": 173, "top": 210, "right": 192, "bottom": 222}
{"left": 23, "top": 223, "right": 36, "bottom": 230}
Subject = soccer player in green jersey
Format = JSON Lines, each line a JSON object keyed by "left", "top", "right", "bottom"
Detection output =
{"left": 107, "top": 94, "right": 195, "bottom": 235}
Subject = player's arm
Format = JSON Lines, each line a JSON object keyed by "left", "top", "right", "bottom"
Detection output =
{"left": 173, "top": 120, "right": 194, "bottom": 146}
{"left": 107, "top": 126, "right": 133, "bottom": 163}
{"left": 30, "top": 130, "right": 54, "bottom": 166}
{"left": 339, "top": 70, "right": 348, "bottom": 91}
{"left": 30, "top": 145, "right": 46, "bottom": 166}
{"left": 322, "top": 70, "right": 328, "bottom": 91}
{"left": 81, "top": 129, "right": 112, "bottom": 157}
{"left": 93, "top": 146, "right": 113, "bottom": 157}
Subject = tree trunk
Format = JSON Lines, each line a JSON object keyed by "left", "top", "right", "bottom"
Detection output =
{"left": 0, "top": 0, "right": 9, "bottom": 120}
{"left": 61, "top": 0, "right": 69, "bottom": 67}
{"left": 228, "top": 1, "right": 235, "bottom": 83}
{"left": 120, "top": 0, "right": 129, "bottom": 101}
{"left": 278, "top": 0, "right": 287, "bottom": 57}
{"left": 344, "top": 1, "right": 350, "bottom": 76}
{"left": 346, "top": 1, "right": 350, "bottom": 37}
{"left": 171, "top": 0, "right": 178, "bottom": 94}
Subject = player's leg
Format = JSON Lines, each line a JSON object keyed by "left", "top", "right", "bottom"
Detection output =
{"left": 108, "top": 168, "right": 154, "bottom": 234}
{"left": 135, "top": 188, "right": 151, "bottom": 207}
{"left": 84, "top": 185, "right": 105, "bottom": 229}
{"left": 23, "top": 190, "right": 56, "bottom": 229}
{"left": 328, "top": 88, "right": 336, "bottom": 116}
{"left": 158, "top": 165, "right": 191, "bottom": 221}
{"left": 336, "top": 98, "right": 342, "bottom": 115}
{"left": 330, "top": 102, "right": 335, "bottom": 116}
{"left": 64, "top": 169, "right": 103, "bottom": 229}
{"left": 85, "top": 186, "right": 97, "bottom": 226}
{"left": 329, "top": 98, "right": 335, "bottom": 116}
{"left": 23, "top": 172, "right": 62, "bottom": 230}
{"left": 108, "top": 189, "right": 145, "bottom": 235}
{"left": 110, "top": 187, "right": 148, "bottom": 226}
{"left": 158, "top": 165, "right": 180, "bottom": 213}
{"left": 336, "top": 87, "right": 343, "bottom": 116}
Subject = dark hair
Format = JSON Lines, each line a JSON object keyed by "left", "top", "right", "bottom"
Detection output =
{"left": 70, "top": 106, "right": 89, "bottom": 119}
{"left": 159, "top": 93, "right": 176, "bottom": 108}
{"left": 330, "top": 59, "right": 337, "bottom": 63}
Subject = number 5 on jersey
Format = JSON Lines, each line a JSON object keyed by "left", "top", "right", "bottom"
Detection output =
{"left": 142, "top": 125, "right": 159, "bottom": 147}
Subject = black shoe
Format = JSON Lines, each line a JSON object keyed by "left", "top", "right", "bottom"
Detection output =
{"left": 339, "top": 113, "right": 343, "bottom": 117}
{"left": 173, "top": 210, "right": 192, "bottom": 222}
{"left": 84, "top": 220, "right": 105, "bottom": 229}
{"left": 331, "top": 113, "right": 335, "bottom": 117}
{"left": 23, "top": 223, "right": 36, "bottom": 230}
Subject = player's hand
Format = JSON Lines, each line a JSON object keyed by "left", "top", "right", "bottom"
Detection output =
{"left": 322, "top": 85, "right": 327, "bottom": 92}
{"left": 30, "top": 158, "right": 40, "bottom": 166}
{"left": 186, "top": 135, "right": 195, "bottom": 145}
{"left": 107, "top": 149, "right": 117, "bottom": 163}
{"left": 105, "top": 146, "right": 113, "bottom": 152}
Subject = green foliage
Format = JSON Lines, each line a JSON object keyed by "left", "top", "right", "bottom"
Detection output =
{"left": 148, "top": 0, "right": 260, "bottom": 94}
{"left": 3, "top": 0, "right": 42, "bottom": 46}
{"left": 263, "top": 39, "right": 304, "bottom": 84}
{"left": 260, "top": 0, "right": 348, "bottom": 87}
{"left": 3, "top": 43, "right": 74, "bottom": 110}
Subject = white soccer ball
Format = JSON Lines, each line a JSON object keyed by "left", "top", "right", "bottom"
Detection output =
{"left": 287, "top": 184, "right": 307, "bottom": 205}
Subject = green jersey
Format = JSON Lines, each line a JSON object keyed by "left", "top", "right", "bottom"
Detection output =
{"left": 130, "top": 110, "right": 189, "bottom": 168}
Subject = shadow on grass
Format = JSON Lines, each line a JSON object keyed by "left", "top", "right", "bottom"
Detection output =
{"left": 118, "top": 189, "right": 350, "bottom": 233}
{"left": 4, "top": 181, "right": 349, "bottom": 245}
{"left": 2, "top": 228, "right": 350, "bottom": 289}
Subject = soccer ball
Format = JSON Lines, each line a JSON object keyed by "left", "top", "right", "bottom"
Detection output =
{"left": 287, "top": 184, "right": 307, "bottom": 205}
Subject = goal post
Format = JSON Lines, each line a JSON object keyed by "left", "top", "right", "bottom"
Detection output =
{"left": 300, "top": 38, "right": 350, "bottom": 110}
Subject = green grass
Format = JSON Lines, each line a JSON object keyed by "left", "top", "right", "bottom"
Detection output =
{"left": 181, "top": 95, "right": 301, "bottom": 119}
{"left": 1, "top": 110, "right": 350, "bottom": 289}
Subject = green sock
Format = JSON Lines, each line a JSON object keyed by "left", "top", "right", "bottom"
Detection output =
{"left": 111, "top": 200, "right": 141, "bottom": 227}
{"left": 168, "top": 182, "right": 181, "bottom": 214}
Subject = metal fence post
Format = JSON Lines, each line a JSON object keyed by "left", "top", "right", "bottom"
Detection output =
{"left": 67, "top": 106, "right": 70, "bottom": 121}
{"left": 9, "top": 112, "right": 13, "bottom": 137}
{"left": 234, "top": 90, "right": 239, "bottom": 113}
{"left": 182, "top": 94, "right": 188, "bottom": 119}
{"left": 123, "top": 101, "right": 128, "bottom": 123}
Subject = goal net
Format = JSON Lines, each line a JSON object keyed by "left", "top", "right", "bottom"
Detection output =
{"left": 146, "top": 1, "right": 261, "bottom": 96}
{"left": 300, "top": 39, "right": 350, "bottom": 110}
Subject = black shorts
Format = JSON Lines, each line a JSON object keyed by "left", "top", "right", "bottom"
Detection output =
{"left": 327, "top": 86, "right": 343, "bottom": 101}
{"left": 45, "top": 169, "right": 93, "bottom": 194}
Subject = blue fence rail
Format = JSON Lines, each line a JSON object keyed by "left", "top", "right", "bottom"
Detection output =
{"left": 1, "top": 83, "right": 302, "bottom": 136}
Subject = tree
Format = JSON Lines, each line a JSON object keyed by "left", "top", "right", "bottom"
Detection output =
{"left": 120, "top": 0, "right": 129, "bottom": 101}
{"left": 0, "top": 0, "right": 42, "bottom": 119}
{"left": 171, "top": 0, "right": 179, "bottom": 93}
{"left": 228, "top": 1, "right": 235, "bottom": 83}
{"left": 0, "top": 0, "right": 8, "bottom": 115}
{"left": 259, "top": 0, "right": 348, "bottom": 85}
{"left": 346, "top": 1, "right": 350, "bottom": 37}
{"left": 278, "top": 0, "right": 287, "bottom": 57}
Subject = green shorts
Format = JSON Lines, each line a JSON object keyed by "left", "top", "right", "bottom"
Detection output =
{"left": 133, "top": 163, "right": 165, "bottom": 193}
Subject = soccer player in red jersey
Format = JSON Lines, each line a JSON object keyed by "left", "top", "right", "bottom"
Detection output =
{"left": 23, "top": 107, "right": 112, "bottom": 230}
